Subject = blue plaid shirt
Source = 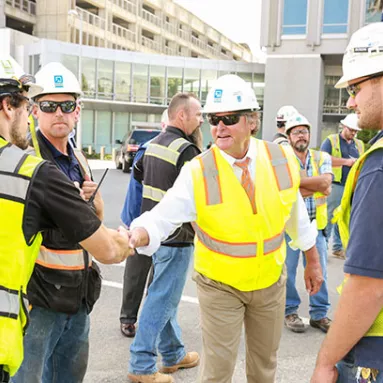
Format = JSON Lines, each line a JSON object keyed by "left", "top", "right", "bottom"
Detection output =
{"left": 296, "top": 150, "right": 333, "bottom": 221}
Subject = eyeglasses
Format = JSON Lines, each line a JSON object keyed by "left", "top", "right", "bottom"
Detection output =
{"left": 290, "top": 129, "right": 309, "bottom": 136}
{"left": 207, "top": 113, "right": 245, "bottom": 126}
{"left": 38, "top": 100, "right": 77, "bottom": 114}
{"left": 346, "top": 72, "right": 383, "bottom": 98}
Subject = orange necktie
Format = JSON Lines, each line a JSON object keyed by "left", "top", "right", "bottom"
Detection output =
{"left": 235, "top": 158, "right": 257, "bottom": 214}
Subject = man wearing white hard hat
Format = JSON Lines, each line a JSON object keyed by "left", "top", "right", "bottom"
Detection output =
{"left": 0, "top": 58, "right": 133, "bottom": 383}
{"left": 312, "top": 23, "right": 383, "bottom": 383}
{"left": 13, "top": 62, "right": 109, "bottom": 383}
{"left": 320, "top": 114, "right": 364, "bottom": 261}
{"left": 273, "top": 105, "right": 299, "bottom": 145}
{"left": 284, "top": 114, "right": 333, "bottom": 334}
{"left": 127, "top": 74, "right": 322, "bottom": 383}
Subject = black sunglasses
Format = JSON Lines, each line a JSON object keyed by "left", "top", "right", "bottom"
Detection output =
{"left": 207, "top": 113, "right": 245, "bottom": 126}
{"left": 38, "top": 100, "right": 77, "bottom": 114}
{"left": 346, "top": 72, "right": 383, "bottom": 98}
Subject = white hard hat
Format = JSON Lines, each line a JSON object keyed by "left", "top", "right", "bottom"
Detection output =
{"left": 0, "top": 56, "right": 42, "bottom": 98}
{"left": 340, "top": 113, "right": 361, "bottom": 131}
{"left": 204, "top": 74, "right": 259, "bottom": 114}
{"left": 34, "top": 62, "right": 82, "bottom": 98}
{"left": 276, "top": 105, "right": 299, "bottom": 122}
{"left": 285, "top": 113, "right": 311, "bottom": 134}
{"left": 336, "top": 23, "right": 383, "bottom": 88}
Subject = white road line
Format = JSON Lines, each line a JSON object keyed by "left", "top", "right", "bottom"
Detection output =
{"left": 102, "top": 280, "right": 199, "bottom": 305}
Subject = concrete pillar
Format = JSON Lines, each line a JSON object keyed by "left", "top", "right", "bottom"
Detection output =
{"left": 0, "top": 0, "right": 6, "bottom": 28}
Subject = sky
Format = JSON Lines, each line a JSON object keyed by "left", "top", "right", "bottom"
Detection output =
{"left": 173, "top": 0, "right": 263, "bottom": 58}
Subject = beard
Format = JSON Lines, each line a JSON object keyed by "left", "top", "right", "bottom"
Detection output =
{"left": 189, "top": 127, "right": 203, "bottom": 151}
{"left": 358, "top": 85, "right": 383, "bottom": 130}
{"left": 293, "top": 140, "right": 309, "bottom": 153}
{"left": 10, "top": 117, "right": 28, "bottom": 150}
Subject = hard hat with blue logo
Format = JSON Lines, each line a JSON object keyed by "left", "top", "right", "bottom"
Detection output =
{"left": 204, "top": 74, "right": 259, "bottom": 114}
{"left": 34, "top": 62, "right": 82, "bottom": 99}
{"left": 285, "top": 113, "right": 311, "bottom": 134}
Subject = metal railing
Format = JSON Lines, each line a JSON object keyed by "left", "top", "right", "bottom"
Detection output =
{"left": 191, "top": 35, "right": 207, "bottom": 51}
{"left": 141, "top": 9, "right": 161, "bottom": 27}
{"left": 164, "top": 46, "right": 176, "bottom": 56}
{"left": 207, "top": 45, "right": 217, "bottom": 55}
{"left": 164, "top": 22, "right": 176, "bottom": 34}
{"left": 111, "top": 0, "right": 137, "bottom": 15}
{"left": 6, "top": 0, "right": 36, "bottom": 15}
{"left": 141, "top": 36, "right": 160, "bottom": 51}
{"left": 177, "top": 29, "right": 189, "bottom": 41}
{"left": 111, "top": 23, "right": 136, "bottom": 42}
{"left": 76, "top": 6, "right": 106, "bottom": 30}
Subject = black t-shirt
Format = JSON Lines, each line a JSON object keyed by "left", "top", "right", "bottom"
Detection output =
{"left": 23, "top": 161, "right": 102, "bottom": 245}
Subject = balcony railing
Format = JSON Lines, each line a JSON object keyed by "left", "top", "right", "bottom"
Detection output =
{"left": 141, "top": 36, "right": 160, "bottom": 51}
{"left": 76, "top": 6, "right": 106, "bottom": 30}
{"left": 207, "top": 45, "right": 217, "bottom": 55}
{"left": 191, "top": 36, "right": 207, "bottom": 51}
{"left": 6, "top": 0, "right": 36, "bottom": 15}
{"left": 177, "top": 29, "right": 189, "bottom": 41}
{"left": 111, "top": 23, "right": 136, "bottom": 42}
{"left": 111, "top": 0, "right": 137, "bottom": 15}
{"left": 164, "top": 22, "right": 176, "bottom": 35}
{"left": 164, "top": 46, "right": 176, "bottom": 56}
{"left": 141, "top": 9, "right": 161, "bottom": 27}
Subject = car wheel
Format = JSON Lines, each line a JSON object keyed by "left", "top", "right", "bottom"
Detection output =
{"left": 122, "top": 158, "right": 130, "bottom": 173}
{"left": 115, "top": 155, "right": 122, "bottom": 170}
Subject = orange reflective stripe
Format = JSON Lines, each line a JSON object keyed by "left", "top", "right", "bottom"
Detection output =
{"left": 193, "top": 224, "right": 284, "bottom": 258}
{"left": 199, "top": 150, "right": 222, "bottom": 206}
{"left": 37, "top": 246, "right": 90, "bottom": 270}
{"left": 264, "top": 142, "right": 293, "bottom": 191}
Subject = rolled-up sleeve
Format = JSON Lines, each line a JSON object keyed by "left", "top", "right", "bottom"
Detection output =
{"left": 286, "top": 192, "right": 317, "bottom": 251}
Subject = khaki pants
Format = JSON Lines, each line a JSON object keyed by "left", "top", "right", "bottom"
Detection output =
{"left": 193, "top": 268, "right": 286, "bottom": 383}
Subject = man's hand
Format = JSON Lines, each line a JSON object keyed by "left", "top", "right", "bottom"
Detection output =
{"left": 128, "top": 227, "right": 150, "bottom": 249}
{"left": 345, "top": 158, "right": 356, "bottom": 167}
{"left": 304, "top": 246, "right": 323, "bottom": 295}
{"left": 311, "top": 365, "right": 338, "bottom": 383}
{"left": 82, "top": 174, "right": 98, "bottom": 201}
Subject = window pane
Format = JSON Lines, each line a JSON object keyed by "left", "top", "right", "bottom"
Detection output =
{"left": 167, "top": 67, "right": 183, "bottom": 102}
{"left": 98, "top": 59, "right": 113, "bottom": 100}
{"left": 323, "top": 76, "right": 342, "bottom": 114}
{"left": 133, "top": 64, "right": 148, "bottom": 103}
{"left": 82, "top": 110, "right": 94, "bottom": 150}
{"left": 365, "top": 0, "right": 383, "bottom": 24}
{"left": 82, "top": 58, "right": 96, "bottom": 98}
{"left": 323, "top": 0, "right": 348, "bottom": 34}
{"left": 201, "top": 70, "right": 217, "bottom": 103}
{"left": 253, "top": 73, "right": 264, "bottom": 109}
{"left": 184, "top": 68, "right": 200, "bottom": 96}
{"left": 150, "top": 65, "right": 165, "bottom": 105}
{"left": 96, "top": 111, "right": 112, "bottom": 153}
{"left": 115, "top": 112, "right": 131, "bottom": 143}
{"left": 115, "top": 62, "right": 131, "bottom": 101}
{"left": 62, "top": 55, "right": 78, "bottom": 79}
{"left": 282, "top": 0, "right": 308, "bottom": 35}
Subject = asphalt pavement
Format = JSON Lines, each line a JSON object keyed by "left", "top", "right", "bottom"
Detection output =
{"left": 84, "top": 167, "right": 344, "bottom": 383}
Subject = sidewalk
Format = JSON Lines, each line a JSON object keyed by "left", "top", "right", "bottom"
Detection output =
{"left": 88, "top": 160, "right": 116, "bottom": 170}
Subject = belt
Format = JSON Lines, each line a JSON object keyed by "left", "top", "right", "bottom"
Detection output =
{"left": 0, "top": 365, "right": 9, "bottom": 383}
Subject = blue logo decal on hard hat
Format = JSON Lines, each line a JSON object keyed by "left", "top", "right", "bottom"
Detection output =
{"left": 54, "top": 75, "right": 64, "bottom": 88}
{"left": 237, "top": 95, "right": 242, "bottom": 102}
{"left": 214, "top": 89, "right": 223, "bottom": 103}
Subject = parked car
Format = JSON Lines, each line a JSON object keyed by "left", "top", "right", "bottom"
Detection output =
{"left": 115, "top": 128, "right": 161, "bottom": 173}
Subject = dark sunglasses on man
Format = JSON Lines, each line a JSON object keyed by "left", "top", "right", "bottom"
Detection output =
{"left": 207, "top": 113, "right": 246, "bottom": 126}
{"left": 37, "top": 100, "right": 77, "bottom": 114}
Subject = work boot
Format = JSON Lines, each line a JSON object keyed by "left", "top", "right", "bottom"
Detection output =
{"left": 120, "top": 323, "right": 136, "bottom": 338}
{"left": 284, "top": 314, "right": 306, "bottom": 333}
{"left": 332, "top": 249, "right": 346, "bottom": 260}
{"left": 310, "top": 317, "right": 332, "bottom": 333}
{"left": 127, "top": 372, "right": 174, "bottom": 383}
{"left": 160, "top": 352, "right": 200, "bottom": 373}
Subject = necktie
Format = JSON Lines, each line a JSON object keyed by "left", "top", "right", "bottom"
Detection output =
{"left": 235, "top": 157, "right": 257, "bottom": 214}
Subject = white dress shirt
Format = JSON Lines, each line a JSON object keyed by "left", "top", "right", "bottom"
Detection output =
{"left": 131, "top": 139, "right": 317, "bottom": 256}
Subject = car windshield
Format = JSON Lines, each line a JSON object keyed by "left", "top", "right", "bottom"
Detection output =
{"left": 129, "top": 130, "right": 160, "bottom": 144}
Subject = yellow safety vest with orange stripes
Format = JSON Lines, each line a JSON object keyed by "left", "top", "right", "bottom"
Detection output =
{"left": 190, "top": 138, "right": 300, "bottom": 291}
{"left": 334, "top": 138, "right": 383, "bottom": 336}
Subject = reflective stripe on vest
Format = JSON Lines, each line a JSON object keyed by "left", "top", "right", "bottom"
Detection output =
{"left": 0, "top": 286, "right": 29, "bottom": 320}
{"left": 0, "top": 173, "right": 30, "bottom": 201}
{"left": 193, "top": 223, "right": 284, "bottom": 258}
{"left": 198, "top": 150, "right": 222, "bottom": 206}
{"left": 142, "top": 184, "right": 166, "bottom": 203}
{"left": 37, "top": 246, "right": 91, "bottom": 270}
{"left": 0, "top": 145, "right": 26, "bottom": 173}
{"left": 146, "top": 143, "right": 182, "bottom": 165}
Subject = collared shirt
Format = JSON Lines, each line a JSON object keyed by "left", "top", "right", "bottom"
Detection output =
{"left": 131, "top": 138, "right": 317, "bottom": 256}
{"left": 296, "top": 150, "right": 332, "bottom": 221}
{"left": 40, "top": 133, "right": 83, "bottom": 184}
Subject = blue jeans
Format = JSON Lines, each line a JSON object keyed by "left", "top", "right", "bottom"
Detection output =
{"left": 285, "top": 230, "right": 330, "bottom": 320}
{"left": 12, "top": 304, "right": 89, "bottom": 383}
{"left": 129, "top": 245, "right": 193, "bottom": 375}
{"left": 326, "top": 183, "right": 344, "bottom": 252}
{"left": 337, "top": 353, "right": 383, "bottom": 382}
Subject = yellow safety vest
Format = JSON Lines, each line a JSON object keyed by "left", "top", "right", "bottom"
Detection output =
{"left": 301, "top": 150, "right": 328, "bottom": 230}
{"left": 328, "top": 134, "right": 364, "bottom": 183}
{"left": 334, "top": 137, "right": 383, "bottom": 336}
{"left": 190, "top": 137, "right": 300, "bottom": 291}
{"left": 0, "top": 138, "right": 44, "bottom": 376}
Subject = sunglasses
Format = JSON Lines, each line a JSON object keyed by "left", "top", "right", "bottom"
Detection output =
{"left": 38, "top": 100, "right": 77, "bottom": 114}
{"left": 207, "top": 113, "right": 245, "bottom": 126}
{"left": 346, "top": 72, "right": 383, "bottom": 98}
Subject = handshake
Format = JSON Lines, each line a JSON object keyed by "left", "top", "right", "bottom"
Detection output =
{"left": 116, "top": 226, "right": 150, "bottom": 260}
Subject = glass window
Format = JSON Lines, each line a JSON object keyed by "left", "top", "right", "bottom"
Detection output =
{"left": 365, "top": 0, "right": 383, "bottom": 24}
{"left": 282, "top": 0, "right": 308, "bottom": 35}
{"left": 132, "top": 113, "right": 147, "bottom": 122}
{"left": 115, "top": 62, "right": 131, "bottom": 102}
{"left": 150, "top": 65, "right": 166, "bottom": 105}
{"left": 323, "top": 76, "right": 348, "bottom": 114}
{"left": 237, "top": 72, "right": 253, "bottom": 84}
{"left": 62, "top": 55, "right": 78, "bottom": 79}
{"left": 167, "top": 67, "right": 183, "bottom": 102}
{"left": 82, "top": 110, "right": 94, "bottom": 150}
{"left": 253, "top": 73, "right": 265, "bottom": 109}
{"left": 184, "top": 68, "right": 200, "bottom": 96}
{"left": 201, "top": 70, "right": 217, "bottom": 103}
{"left": 96, "top": 111, "right": 112, "bottom": 153}
{"left": 133, "top": 64, "right": 149, "bottom": 103}
{"left": 114, "top": 112, "right": 131, "bottom": 143}
{"left": 82, "top": 58, "right": 96, "bottom": 98}
{"left": 323, "top": 0, "right": 349, "bottom": 34}
{"left": 97, "top": 59, "right": 113, "bottom": 100}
